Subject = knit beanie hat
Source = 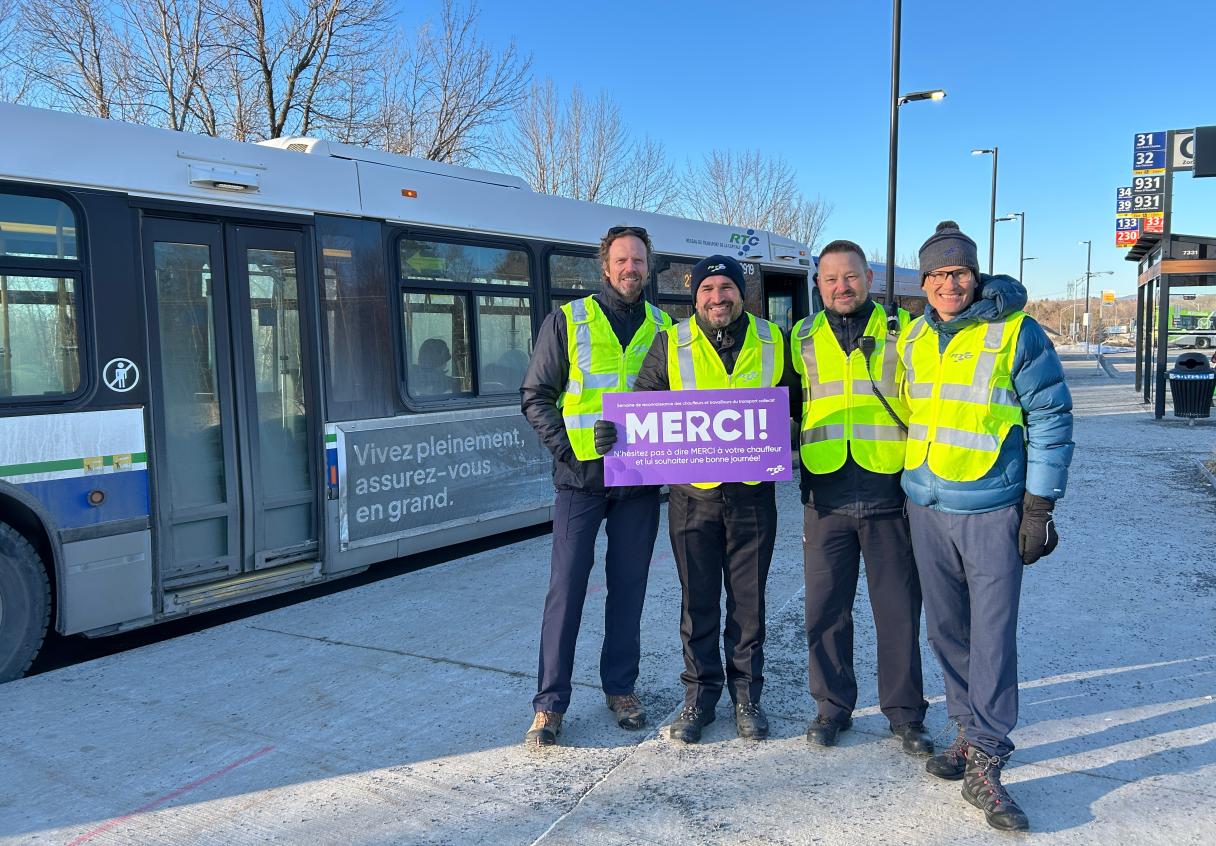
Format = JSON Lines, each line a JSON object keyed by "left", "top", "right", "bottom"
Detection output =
{"left": 918, "top": 220, "right": 980, "bottom": 282}
{"left": 690, "top": 254, "right": 747, "bottom": 299}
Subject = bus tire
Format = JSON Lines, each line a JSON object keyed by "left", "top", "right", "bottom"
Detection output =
{"left": 0, "top": 523, "right": 50, "bottom": 683}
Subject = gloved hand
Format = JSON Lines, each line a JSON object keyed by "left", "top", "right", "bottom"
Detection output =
{"left": 593, "top": 419, "right": 618, "bottom": 456}
{"left": 1018, "top": 492, "right": 1059, "bottom": 566}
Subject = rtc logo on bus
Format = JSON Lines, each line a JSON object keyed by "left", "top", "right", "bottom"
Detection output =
{"left": 730, "top": 229, "right": 761, "bottom": 257}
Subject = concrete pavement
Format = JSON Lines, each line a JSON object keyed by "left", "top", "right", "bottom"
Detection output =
{"left": 1, "top": 352, "right": 1214, "bottom": 845}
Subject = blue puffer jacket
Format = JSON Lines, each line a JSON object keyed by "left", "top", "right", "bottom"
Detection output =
{"left": 901, "top": 274, "right": 1074, "bottom": 514}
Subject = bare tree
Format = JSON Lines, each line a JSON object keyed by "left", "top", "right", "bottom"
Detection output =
{"left": 0, "top": 0, "right": 34, "bottom": 103}
{"left": 18, "top": 0, "right": 133, "bottom": 118}
{"left": 117, "top": 0, "right": 220, "bottom": 131}
{"left": 493, "top": 78, "right": 678, "bottom": 213}
{"left": 370, "top": 0, "right": 530, "bottom": 164}
{"left": 202, "top": 0, "right": 391, "bottom": 140}
{"left": 679, "top": 149, "right": 833, "bottom": 247}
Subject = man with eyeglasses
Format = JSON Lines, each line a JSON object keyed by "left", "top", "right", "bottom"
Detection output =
{"left": 898, "top": 221, "right": 1073, "bottom": 831}
{"left": 520, "top": 225, "right": 673, "bottom": 747}
{"left": 791, "top": 239, "right": 930, "bottom": 757}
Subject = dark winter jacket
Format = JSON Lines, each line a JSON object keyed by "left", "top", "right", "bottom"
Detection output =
{"left": 519, "top": 283, "right": 658, "bottom": 497}
{"left": 900, "top": 275, "right": 1074, "bottom": 513}
{"left": 797, "top": 299, "right": 906, "bottom": 516}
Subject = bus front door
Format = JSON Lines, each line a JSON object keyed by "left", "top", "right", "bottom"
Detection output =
{"left": 142, "top": 218, "right": 319, "bottom": 588}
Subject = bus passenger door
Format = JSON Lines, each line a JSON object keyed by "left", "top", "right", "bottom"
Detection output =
{"left": 142, "top": 219, "right": 318, "bottom": 587}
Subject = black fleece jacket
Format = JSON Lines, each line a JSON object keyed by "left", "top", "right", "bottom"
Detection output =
{"left": 519, "top": 284, "right": 655, "bottom": 496}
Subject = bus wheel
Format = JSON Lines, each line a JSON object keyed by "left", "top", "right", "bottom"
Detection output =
{"left": 0, "top": 523, "right": 50, "bottom": 683}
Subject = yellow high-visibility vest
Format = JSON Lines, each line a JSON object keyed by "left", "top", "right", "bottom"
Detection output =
{"left": 791, "top": 306, "right": 909, "bottom": 474}
{"left": 665, "top": 312, "right": 785, "bottom": 488}
{"left": 558, "top": 296, "right": 672, "bottom": 461}
{"left": 897, "top": 312, "right": 1027, "bottom": 481}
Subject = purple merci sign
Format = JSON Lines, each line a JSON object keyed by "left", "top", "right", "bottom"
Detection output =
{"left": 602, "top": 387, "right": 792, "bottom": 486}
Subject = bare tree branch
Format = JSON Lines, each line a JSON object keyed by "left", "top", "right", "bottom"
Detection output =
{"left": 492, "top": 78, "right": 678, "bottom": 213}
{"left": 18, "top": 0, "right": 133, "bottom": 118}
{"left": 680, "top": 149, "right": 833, "bottom": 245}
{"left": 372, "top": 0, "right": 530, "bottom": 164}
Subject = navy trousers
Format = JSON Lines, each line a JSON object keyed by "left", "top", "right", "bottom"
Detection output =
{"left": 533, "top": 488, "right": 660, "bottom": 714}
{"left": 908, "top": 501, "right": 1024, "bottom": 757}
{"left": 803, "top": 507, "right": 927, "bottom": 726}
{"left": 668, "top": 483, "right": 777, "bottom": 711}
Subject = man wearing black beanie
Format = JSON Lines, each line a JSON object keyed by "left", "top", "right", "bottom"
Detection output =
{"left": 898, "top": 220, "right": 1073, "bottom": 831}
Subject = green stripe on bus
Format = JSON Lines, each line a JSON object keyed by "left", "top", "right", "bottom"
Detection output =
{"left": 0, "top": 451, "right": 149, "bottom": 478}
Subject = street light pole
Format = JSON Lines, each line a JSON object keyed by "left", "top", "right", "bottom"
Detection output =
{"left": 884, "top": 0, "right": 945, "bottom": 332}
{"left": 995, "top": 211, "right": 1026, "bottom": 280}
{"left": 1080, "top": 239, "right": 1093, "bottom": 355}
{"left": 967, "top": 148, "right": 997, "bottom": 272}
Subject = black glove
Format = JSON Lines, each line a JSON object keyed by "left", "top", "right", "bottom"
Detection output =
{"left": 1018, "top": 492, "right": 1059, "bottom": 566}
{"left": 593, "top": 419, "right": 617, "bottom": 456}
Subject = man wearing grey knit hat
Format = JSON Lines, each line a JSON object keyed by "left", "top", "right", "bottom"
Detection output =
{"left": 895, "top": 220, "right": 1074, "bottom": 832}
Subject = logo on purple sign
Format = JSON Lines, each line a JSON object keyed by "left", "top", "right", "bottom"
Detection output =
{"left": 601, "top": 387, "right": 792, "bottom": 487}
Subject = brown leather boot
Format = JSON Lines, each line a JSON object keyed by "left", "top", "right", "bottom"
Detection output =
{"left": 524, "top": 711, "right": 562, "bottom": 747}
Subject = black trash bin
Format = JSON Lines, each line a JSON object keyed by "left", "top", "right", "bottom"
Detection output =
{"left": 1168, "top": 352, "right": 1216, "bottom": 419}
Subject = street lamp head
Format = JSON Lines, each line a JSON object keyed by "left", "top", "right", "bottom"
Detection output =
{"left": 1078, "top": 239, "right": 1092, "bottom": 246}
{"left": 971, "top": 148, "right": 994, "bottom": 156}
{"left": 995, "top": 215, "right": 1017, "bottom": 222}
{"left": 1024, "top": 256, "right": 1038, "bottom": 262}
{"left": 898, "top": 89, "right": 947, "bottom": 106}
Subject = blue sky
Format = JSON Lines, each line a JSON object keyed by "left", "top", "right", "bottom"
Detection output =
{"left": 415, "top": 0, "right": 1214, "bottom": 299}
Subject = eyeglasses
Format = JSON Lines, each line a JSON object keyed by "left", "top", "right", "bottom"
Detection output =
{"left": 606, "top": 225, "right": 649, "bottom": 238}
{"left": 924, "top": 268, "right": 973, "bottom": 283}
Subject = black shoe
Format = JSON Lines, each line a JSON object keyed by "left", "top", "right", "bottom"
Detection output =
{"left": 890, "top": 721, "right": 934, "bottom": 756}
{"left": 605, "top": 692, "right": 647, "bottom": 730}
{"left": 926, "top": 727, "right": 971, "bottom": 780}
{"left": 524, "top": 711, "right": 562, "bottom": 747}
{"left": 805, "top": 714, "right": 851, "bottom": 747}
{"left": 962, "top": 747, "right": 1030, "bottom": 832}
{"left": 735, "top": 702, "right": 769, "bottom": 740}
{"left": 670, "top": 704, "right": 714, "bottom": 743}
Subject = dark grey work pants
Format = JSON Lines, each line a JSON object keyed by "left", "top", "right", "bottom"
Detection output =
{"left": 668, "top": 483, "right": 777, "bottom": 710}
{"left": 533, "top": 488, "right": 661, "bottom": 714}
{"left": 908, "top": 500, "right": 1024, "bottom": 757}
{"left": 803, "top": 507, "right": 927, "bottom": 726}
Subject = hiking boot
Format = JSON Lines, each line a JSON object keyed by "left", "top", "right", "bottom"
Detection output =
{"left": 890, "top": 721, "right": 934, "bottom": 756}
{"left": 524, "top": 711, "right": 562, "bottom": 747}
{"left": 669, "top": 704, "right": 714, "bottom": 743}
{"left": 805, "top": 714, "right": 851, "bottom": 747}
{"left": 926, "top": 727, "right": 971, "bottom": 780}
{"left": 606, "top": 692, "right": 647, "bottom": 730}
{"left": 962, "top": 747, "right": 1030, "bottom": 832}
{"left": 735, "top": 702, "right": 769, "bottom": 740}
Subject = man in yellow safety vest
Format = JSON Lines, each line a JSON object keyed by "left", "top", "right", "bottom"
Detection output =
{"left": 520, "top": 225, "right": 673, "bottom": 747}
{"left": 900, "top": 221, "right": 1073, "bottom": 832}
{"left": 621, "top": 254, "right": 796, "bottom": 743}
{"left": 790, "top": 239, "right": 930, "bottom": 756}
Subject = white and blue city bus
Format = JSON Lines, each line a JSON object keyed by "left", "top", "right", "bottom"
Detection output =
{"left": 0, "top": 102, "right": 816, "bottom": 681}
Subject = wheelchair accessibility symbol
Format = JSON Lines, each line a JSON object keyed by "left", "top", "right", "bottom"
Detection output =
{"left": 103, "top": 358, "right": 140, "bottom": 392}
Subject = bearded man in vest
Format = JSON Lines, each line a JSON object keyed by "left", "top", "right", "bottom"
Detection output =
{"left": 520, "top": 225, "right": 673, "bottom": 747}
{"left": 623, "top": 254, "right": 796, "bottom": 743}
{"left": 900, "top": 221, "right": 1073, "bottom": 831}
{"left": 791, "top": 239, "right": 931, "bottom": 756}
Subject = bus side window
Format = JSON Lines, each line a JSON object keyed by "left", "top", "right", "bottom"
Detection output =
{"left": 397, "top": 235, "right": 533, "bottom": 402}
{"left": 0, "top": 192, "right": 83, "bottom": 400}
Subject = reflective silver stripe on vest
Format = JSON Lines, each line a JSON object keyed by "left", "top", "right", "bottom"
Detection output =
{"left": 877, "top": 335, "right": 900, "bottom": 394}
{"left": 570, "top": 300, "right": 596, "bottom": 383}
{"left": 563, "top": 413, "right": 601, "bottom": 429}
{"left": 646, "top": 302, "right": 665, "bottom": 324}
{"left": 800, "top": 331, "right": 845, "bottom": 401}
{"left": 901, "top": 318, "right": 928, "bottom": 382}
{"left": 675, "top": 320, "right": 697, "bottom": 388}
{"left": 992, "top": 386, "right": 1020, "bottom": 408}
{"left": 909, "top": 422, "right": 929, "bottom": 440}
{"left": 583, "top": 373, "right": 620, "bottom": 389}
{"left": 851, "top": 423, "right": 905, "bottom": 441}
{"left": 756, "top": 319, "right": 776, "bottom": 386}
{"left": 936, "top": 321, "right": 1009, "bottom": 405}
{"left": 933, "top": 426, "right": 999, "bottom": 452}
{"left": 801, "top": 424, "right": 845, "bottom": 444}
{"left": 908, "top": 382, "right": 934, "bottom": 399}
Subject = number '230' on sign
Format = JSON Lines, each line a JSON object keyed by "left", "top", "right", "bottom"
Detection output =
{"left": 601, "top": 388, "right": 792, "bottom": 486}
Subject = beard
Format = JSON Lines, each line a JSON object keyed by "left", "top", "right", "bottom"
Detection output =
{"left": 610, "top": 271, "right": 645, "bottom": 300}
{"left": 698, "top": 300, "right": 742, "bottom": 329}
